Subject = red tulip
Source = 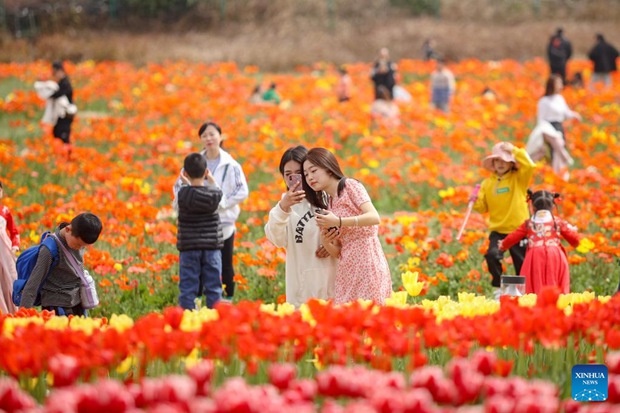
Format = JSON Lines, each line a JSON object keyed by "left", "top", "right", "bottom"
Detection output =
{"left": 163, "top": 306, "right": 185, "bottom": 330}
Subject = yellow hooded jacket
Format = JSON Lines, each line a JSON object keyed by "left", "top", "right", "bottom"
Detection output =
{"left": 473, "top": 147, "right": 536, "bottom": 234}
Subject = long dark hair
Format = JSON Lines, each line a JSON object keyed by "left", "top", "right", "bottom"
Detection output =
{"left": 302, "top": 148, "right": 346, "bottom": 209}
{"left": 198, "top": 121, "right": 224, "bottom": 148}
{"left": 544, "top": 74, "right": 561, "bottom": 97}
{"left": 279, "top": 145, "right": 308, "bottom": 176}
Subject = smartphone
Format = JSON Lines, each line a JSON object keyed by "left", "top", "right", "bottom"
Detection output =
{"left": 286, "top": 174, "right": 302, "bottom": 189}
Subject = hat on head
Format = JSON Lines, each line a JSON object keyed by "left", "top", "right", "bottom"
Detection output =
{"left": 482, "top": 142, "right": 516, "bottom": 171}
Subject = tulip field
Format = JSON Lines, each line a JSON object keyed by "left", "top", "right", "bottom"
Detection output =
{"left": 1, "top": 59, "right": 620, "bottom": 411}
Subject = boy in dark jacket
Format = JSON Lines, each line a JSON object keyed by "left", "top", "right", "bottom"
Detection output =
{"left": 177, "top": 153, "right": 224, "bottom": 309}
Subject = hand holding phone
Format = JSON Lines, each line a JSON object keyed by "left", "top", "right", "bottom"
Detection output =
{"left": 286, "top": 174, "right": 302, "bottom": 190}
{"left": 316, "top": 209, "right": 338, "bottom": 231}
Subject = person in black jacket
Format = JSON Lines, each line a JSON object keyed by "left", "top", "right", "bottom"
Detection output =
{"left": 370, "top": 47, "right": 397, "bottom": 101}
{"left": 547, "top": 28, "right": 572, "bottom": 85}
{"left": 588, "top": 34, "right": 619, "bottom": 88}
{"left": 50, "top": 61, "right": 74, "bottom": 148}
{"left": 176, "top": 153, "right": 224, "bottom": 309}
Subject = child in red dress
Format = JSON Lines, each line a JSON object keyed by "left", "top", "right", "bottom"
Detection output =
{"left": 499, "top": 190, "right": 580, "bottom": 294}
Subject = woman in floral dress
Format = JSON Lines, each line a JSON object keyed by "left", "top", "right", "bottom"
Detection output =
{"left": 0, "top": 181, "right": 19, "bottom": 314}
{"left": 302, "top": 148, "right": 392, "bottom": 305}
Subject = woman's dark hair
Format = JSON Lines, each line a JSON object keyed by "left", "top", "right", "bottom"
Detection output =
{"left": 544, "top": 74, "right": 562, "bottom": 97}
{"left": 197, "top": 122, "right": 223, "bottom": 148}
{"left": 52, "top": 61, "right": 65, "bottom": 71}
{"left": 0, "top": 180, "right": 3, "bottom": 189}
{"left": 377, "top": 85, "right": 392, "bottom": 101}
{"left": 302, "top": 148, "right": 346, "bottom": 209}
{"left": 279, "top": 145, "right": 308, "bottom": 176}
{"left": 527, "top": 189, "right": 560, "bottom": 212}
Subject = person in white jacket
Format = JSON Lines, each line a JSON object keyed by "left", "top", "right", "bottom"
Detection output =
{"left": 264, "top": 146, "right": 337, "bottom": 307}
{"left": 173, "top": 122, "right": 249, "bottom": 300}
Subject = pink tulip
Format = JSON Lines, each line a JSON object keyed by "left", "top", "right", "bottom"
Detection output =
{"left": 0, "top": 378, "right": 38, "bottom": 412}
{"left": 48, "top": 354, "right": 81, "bottom": 388}
{"left": 187, "top": 360, "right": 215, "bottom": 396}
{"left": 267, "top": 363, "right": 297, "bottom": 390}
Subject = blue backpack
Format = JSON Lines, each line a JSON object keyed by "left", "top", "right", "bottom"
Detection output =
{"left": 12, "top": 231, "right": 60, "bottom": 306}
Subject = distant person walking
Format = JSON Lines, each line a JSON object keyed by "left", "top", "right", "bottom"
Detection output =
{"left": 547, "top": 28, "right": 572, "bottom": 84}
{"left": 430, "top": 58, "right": 456, "bottom": 112}
{"left": 588, "top": 33, "right": 619, "bottom": 88}
{"left": 370, "top": 47, "right": 397, "bottom": 101}
{"left": 33, "top": 61, "right": 77, "bottom": 157}
{"left": 336, "top": 66, "right": 352, "bottom": 102}
{"left": 422, "top": 38, "right": 438, "bottom": 61}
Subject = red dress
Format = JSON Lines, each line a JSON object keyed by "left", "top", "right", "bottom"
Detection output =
{"left": 500, "top": 210, "right": 579, "bottom": 294}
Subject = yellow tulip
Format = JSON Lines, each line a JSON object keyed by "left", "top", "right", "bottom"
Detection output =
{"left": 402, "top": 270, "right": 425, "bottom": 297}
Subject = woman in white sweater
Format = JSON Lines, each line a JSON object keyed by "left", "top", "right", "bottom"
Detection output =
{"left": 532, "top": 74, "right": 581, "bottom": 179}
{"left": 264, "top": 146, "right": 337, "bottom": 307}
{"left": 537, "top": 74, "right": 582, "bottom": 142}
{"left": 173, "top": 122, "right": 249, "bottom": 300}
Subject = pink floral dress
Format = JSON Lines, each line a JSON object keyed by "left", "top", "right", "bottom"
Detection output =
{"left": 0, "top": 205, "right": 19, "bottom": 314}
{"left": 329, "top": 179, "right": 392, "bottom": 304}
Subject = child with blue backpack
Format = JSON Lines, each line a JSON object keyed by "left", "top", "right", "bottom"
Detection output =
{"left": 18, "top": 212, "right": 102, "bottom": 316}
{"left": 0, "top": 180, "right": 20, "bottom": 314}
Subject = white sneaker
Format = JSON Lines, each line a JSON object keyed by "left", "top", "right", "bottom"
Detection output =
{"left": 493, "top": 288, "right": 501, "bottom": 301}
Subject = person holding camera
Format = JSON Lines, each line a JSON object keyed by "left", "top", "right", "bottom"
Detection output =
{"left": 264, "top": 146, "right": 337, "bottom": 307}
{"left": 302, "top": 147, "right": 392, "bottom": 305}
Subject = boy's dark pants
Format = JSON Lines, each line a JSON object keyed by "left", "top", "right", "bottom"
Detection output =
{"left": 485, "top": 231, "right": 526, "bottom": 287}
{"left": 43, "top": 304, "right": 85, "bottom": 316}
{"left": 179, "top": 249, "right": 222, "bottom": 309}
